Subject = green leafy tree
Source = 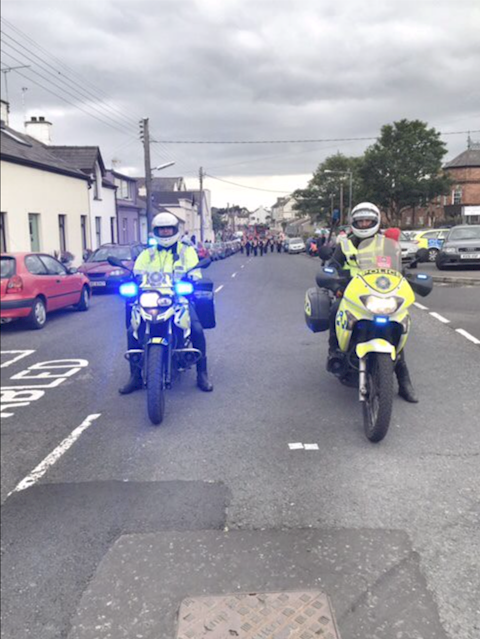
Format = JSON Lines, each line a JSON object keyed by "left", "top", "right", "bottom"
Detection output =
{"left": 360, "top": 119, "right": 451, "bottom": 225}
{"left": 293, "top": 153, "right": 367, "bottom": 225}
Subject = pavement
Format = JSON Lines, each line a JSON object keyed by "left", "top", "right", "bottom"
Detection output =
{"left": 1, "top": 252, "right": 479, "bottom": 639}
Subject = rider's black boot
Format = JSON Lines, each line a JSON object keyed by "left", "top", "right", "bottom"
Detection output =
{"left": 119, "top": 361, "right": 142, "bottom": 395}
{"left": 197, "top": 357, "right": 213, "bottom": 392}
{"left": 395, "top": 353, "right": 418, "bottom": 403}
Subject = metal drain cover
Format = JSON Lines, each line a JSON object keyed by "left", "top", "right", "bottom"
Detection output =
{"left": 176, "top": 590, "right": 342, "bottom": 638}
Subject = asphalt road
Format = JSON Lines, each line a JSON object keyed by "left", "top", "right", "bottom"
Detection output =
{"left": 1, "top": 253, "right": 479, "bottom": 639}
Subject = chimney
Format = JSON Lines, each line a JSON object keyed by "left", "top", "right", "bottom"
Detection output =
{"left": 0, "top": 99, "right": 9, "bottom": 127}
{"left": 25, "top": 115, "right": 53, "bottom": 145}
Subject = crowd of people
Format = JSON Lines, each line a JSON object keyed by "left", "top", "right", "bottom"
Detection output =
{"left": 240, "top": 236, "right": 285, "bottom": 257}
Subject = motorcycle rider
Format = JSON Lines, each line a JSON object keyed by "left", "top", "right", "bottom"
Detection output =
{"left": 119, "top": 212, "right": 214, "bottom": 395}
{"left": 326, "top": 202, "right": 418, "bottom": 403}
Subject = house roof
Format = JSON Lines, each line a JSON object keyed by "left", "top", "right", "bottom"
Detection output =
{"left": 151, "top": 191, "right": 196, "bottom": 206}
{"left": 109, "top": 169, "right": 138, "bottom": 182}
{"left": 445, "top": 148, "right": 480, "bottom": 169}
{"left": 49, "top": 146, "right": 106, "bottom": 175}
{"left": 136, "top": 176, "right": 186, "bottom": 192}
{"left": 0, "top": 123, "right": 89, "bottom": 181}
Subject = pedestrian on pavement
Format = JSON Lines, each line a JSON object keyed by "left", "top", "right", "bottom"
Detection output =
{"left": 326, "top": 202, "right": 418, "bottom": 402}
{"left": 119, "top": 212, "right": 214, "bottom": 395}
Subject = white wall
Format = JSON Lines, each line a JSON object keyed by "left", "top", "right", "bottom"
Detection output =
{"left": 0, "top": 160, "right": 90, "bottom": 265}
{"left": 90, "top": 182, "right": 117, "bottom": 249}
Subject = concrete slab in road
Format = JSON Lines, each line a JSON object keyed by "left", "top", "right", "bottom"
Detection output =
{"left": 67, "top": 529, "right": 448, "bottom": 639}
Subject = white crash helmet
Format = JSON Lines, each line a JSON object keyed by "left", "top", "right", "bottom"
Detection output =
{"left": 350, "top": 202, "right": 381, "bottom": 239}
{"left": 152, "top": 212, "right": 180, "bottom": 248}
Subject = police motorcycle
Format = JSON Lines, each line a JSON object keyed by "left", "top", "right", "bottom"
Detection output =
{"left": 108, "top": 256, "right": 214, "bottom": 426}
{"left": 305, "top": 237, "right": 432, "bottom": 443}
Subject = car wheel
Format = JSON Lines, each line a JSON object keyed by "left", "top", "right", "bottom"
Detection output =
{"left": 75, "top": 286, "right": 90, "bottom": 311}
{"left": 428, "top": 248, "right": 438, "bottom": 262}
{"left": 435, "top": 254, "right": 447, "bottom": 270}
{"left": 26, "top": 297, "right": 47, "bottom": 330}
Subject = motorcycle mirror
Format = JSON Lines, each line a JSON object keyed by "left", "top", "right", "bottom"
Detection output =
{"left": 406, "top": 273, "right": 434, "bottom": 297}
{"left": 190, "top": 258, "right": 211, "bottom": 272}
{"left": 416, "top": 248, "right": 429, "bottom": 263}
{"left": 107, "top": 256, "right": 125, "bottom": 269}
{"left": 318, "top": 246, "right": 334, "bottom": 261}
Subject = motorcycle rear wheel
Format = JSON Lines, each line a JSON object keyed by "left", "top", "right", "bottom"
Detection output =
{"left": 363, "top": 353, "right": 394, "bottom": 443}
{"left": 147, "top": 345, "right": 166, "bottom": 426}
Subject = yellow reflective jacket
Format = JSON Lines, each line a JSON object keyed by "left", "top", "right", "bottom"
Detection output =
{"left": 133, "top": 241, "right": 201, "bottom": 281}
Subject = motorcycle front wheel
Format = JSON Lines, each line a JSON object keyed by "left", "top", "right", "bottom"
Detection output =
{"left": 363, "top": 353, "right": 394, "bottom": 443}
{"left": 147, "top": 344, "right": 166, "bottom": 426}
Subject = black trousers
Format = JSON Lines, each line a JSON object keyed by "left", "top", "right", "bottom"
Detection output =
{"left": 246, "top": 245, "right": 251, "bottom": 256}
{"left": 125, "top": 302, "right": 206, "bottom": 361}
{"left": 253, "top": 247, "right": 258, "bottom": 256}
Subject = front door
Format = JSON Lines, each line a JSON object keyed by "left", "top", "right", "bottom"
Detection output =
{"left": 29, "top": 214, "right": 41, "bottom": 252}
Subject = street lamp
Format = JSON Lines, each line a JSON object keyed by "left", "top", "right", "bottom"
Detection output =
{"left": 323, "top": 169, "right": 353, "bottom": 225}
{"left": 152, "top": 161, "right": 175, "bottom": 173}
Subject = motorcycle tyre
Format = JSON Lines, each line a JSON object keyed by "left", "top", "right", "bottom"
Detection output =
{"left": 147, "top": 345, "right": 166, "bottom": 426}
{"left": 363, "top": 353, "right": 394, "bottom": 443}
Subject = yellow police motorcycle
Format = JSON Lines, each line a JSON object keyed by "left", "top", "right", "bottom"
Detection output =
{"left": 306, "top": 237, "right": 432, "bottom": 442}
{"left": 109, "top": 256, "right": 213, "bottom": 426}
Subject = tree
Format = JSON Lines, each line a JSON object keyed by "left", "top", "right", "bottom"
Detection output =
{"left": 212, "top": 211, "right": 227, "bottom": 233}
{"left": 360, "top": 119, "right": 451, "bottom": 225}
{"left": 293, "top": 153, "right": 367, "bottom": 225}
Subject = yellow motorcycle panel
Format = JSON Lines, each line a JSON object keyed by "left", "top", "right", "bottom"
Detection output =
{"left": 356, "top": 339, "right": 396, "bottom": 360}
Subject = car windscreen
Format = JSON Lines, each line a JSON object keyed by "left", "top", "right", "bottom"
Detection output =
{"left": 88, "top": 246, "right": 133, "bottom": 262}
{"left": 290, "top": 238, "right": 302, "bottom": 243}
{"left": 0, "top": 257, "right": 15, "bottom": 279}
{"left": 448, "top": 227, "right": 480, "bottom": 241}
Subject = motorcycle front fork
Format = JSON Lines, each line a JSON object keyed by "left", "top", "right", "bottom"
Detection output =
{"left": 359, "top": 358, "right": 367, "bottom": 402}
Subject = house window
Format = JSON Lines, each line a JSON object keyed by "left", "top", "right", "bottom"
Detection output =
{"left": 453, "top": 188, "right": 462, "bottom": 205}
{"left": 0, "top": 212, "right": 7, "bottom": 252}
{"left": 95, "top": 217, "right": 102, "bottom": 248}
{"left": 29, "top": 213, "right": 41, "bottom": 251}
{"left": 110, "top": 217, "right": 116, "bottom": 243}
{"left": 58, "top": 215, "right": 67, "bottom": 252}
{"left": 81, "top": 215, "right": 88, "bottom": 251}
{"left": 115, "top": 178, "right": 131, "bottom": 200}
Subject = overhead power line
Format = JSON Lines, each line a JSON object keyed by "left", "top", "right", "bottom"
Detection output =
{"left": 205, "top": 174, "right": 292, "bottom": 194}
{"left": 153, "top": 129, "right": 480, "bottom": 145}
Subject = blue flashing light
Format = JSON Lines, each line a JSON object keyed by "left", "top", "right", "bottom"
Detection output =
{"left": 119, "top": 282, "right": 138, "bottom": 298}
{"left": 374, "top": 316, "right": 389, "bottom": 325}
{"left": 175, "top": 281, "right": 194, "bottom": 296}
{"left": 324, "top": 267, "right": 335, "bottom": 274}
{"left": 417, "top": 274, "right": 428, "bottom": 280}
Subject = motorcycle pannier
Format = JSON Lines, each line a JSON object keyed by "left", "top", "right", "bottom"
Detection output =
{"left": 193, "top": 278, "right": 216, "bottom": 329}
{"left": 305, "top": 287, "right": 330, "bottom": 333}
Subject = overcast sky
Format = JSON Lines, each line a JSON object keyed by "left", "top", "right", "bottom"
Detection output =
{"left": 2, "top": 0, "right": 479, "bottom": 209}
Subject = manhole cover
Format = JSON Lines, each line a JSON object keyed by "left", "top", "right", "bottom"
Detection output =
{"left": 176, "top": 590, "right": 342, "bottom": 638}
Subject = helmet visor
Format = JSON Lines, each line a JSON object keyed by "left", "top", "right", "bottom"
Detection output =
{"left": 153, "top": 225, "right": 177, "bottom": 238}
{"left": 352, "top": 218, "right": 377, "bottom": 230}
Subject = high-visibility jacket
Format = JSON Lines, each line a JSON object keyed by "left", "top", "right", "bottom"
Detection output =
{"left": 133, "top": 241, "right": 201, "bottom": 281}
{"left": 337, "top": 235, "right": 361, "bottom": 277}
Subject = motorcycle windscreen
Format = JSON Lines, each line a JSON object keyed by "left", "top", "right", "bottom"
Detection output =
{"left": 356, "top": 236, "right": 402, "bottom": 272}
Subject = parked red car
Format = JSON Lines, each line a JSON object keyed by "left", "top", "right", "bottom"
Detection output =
{"left": 0, "top": 253, "right": 91, "bottom": 329}
{"left": 78, "top": 243, "right": 143, "bottom": 292}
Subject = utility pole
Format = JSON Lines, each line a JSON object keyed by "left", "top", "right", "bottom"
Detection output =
{"left": 140, "top": 118, "right": 153, "bottom": 232}
{"left": 199, "top": 167, "right": 205, "bottom": 242}
{"left": 340, "top": 182, "right": 344, "bottom": 225}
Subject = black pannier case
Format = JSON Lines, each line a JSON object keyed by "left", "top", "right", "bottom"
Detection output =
{"left": 194, "top": 278, "right": 216, "bottom": 329}
{"left": 305, "top": 287, "right": 330, "bottom": 333}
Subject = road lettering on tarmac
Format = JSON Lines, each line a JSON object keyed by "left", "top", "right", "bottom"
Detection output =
{"left": 0, "top": 359, "right": 89, "bottom": 419}
{"left": 0, "top": 350, "right": 36, "bottom": 369}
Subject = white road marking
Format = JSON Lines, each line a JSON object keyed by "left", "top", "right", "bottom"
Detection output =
{"left": 7, "top": 414, "right": 101, "bottom": 497}
{"left": 288, "top": 443, "right": 304, "bottom": 450}
{"left": 304, "top": 444, "right": 320, "bottom": 451}
{"left": 215, "top": 285, "right": 224, "bottom": 293}
{"left": 232, "top": 272, "right": 237, "bottom": 278}
{"left": 429, "top": 312, "right": 450, "bottom": 324}
{"left": 455, "top": 329, "right": 480, "bottom": 345}
{"left": 413, "top": 302, "right": 429, "bottom": 310}
{"left": 241, "top": 265, "right": 245, "bottom": 269}
{"left": 0, "top": 350, "right": 36, "bottom": 369}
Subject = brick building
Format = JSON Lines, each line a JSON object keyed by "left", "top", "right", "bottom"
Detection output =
{"left": 401, "top": 139, "right": 480, "bottom": 228}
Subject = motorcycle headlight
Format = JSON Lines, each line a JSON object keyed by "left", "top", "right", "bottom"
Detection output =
{"left": 140, "top": 292, "right": 161, "bottom": 308}
{"left": 361, "top": 295, "right": 402, "bottom": 315}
